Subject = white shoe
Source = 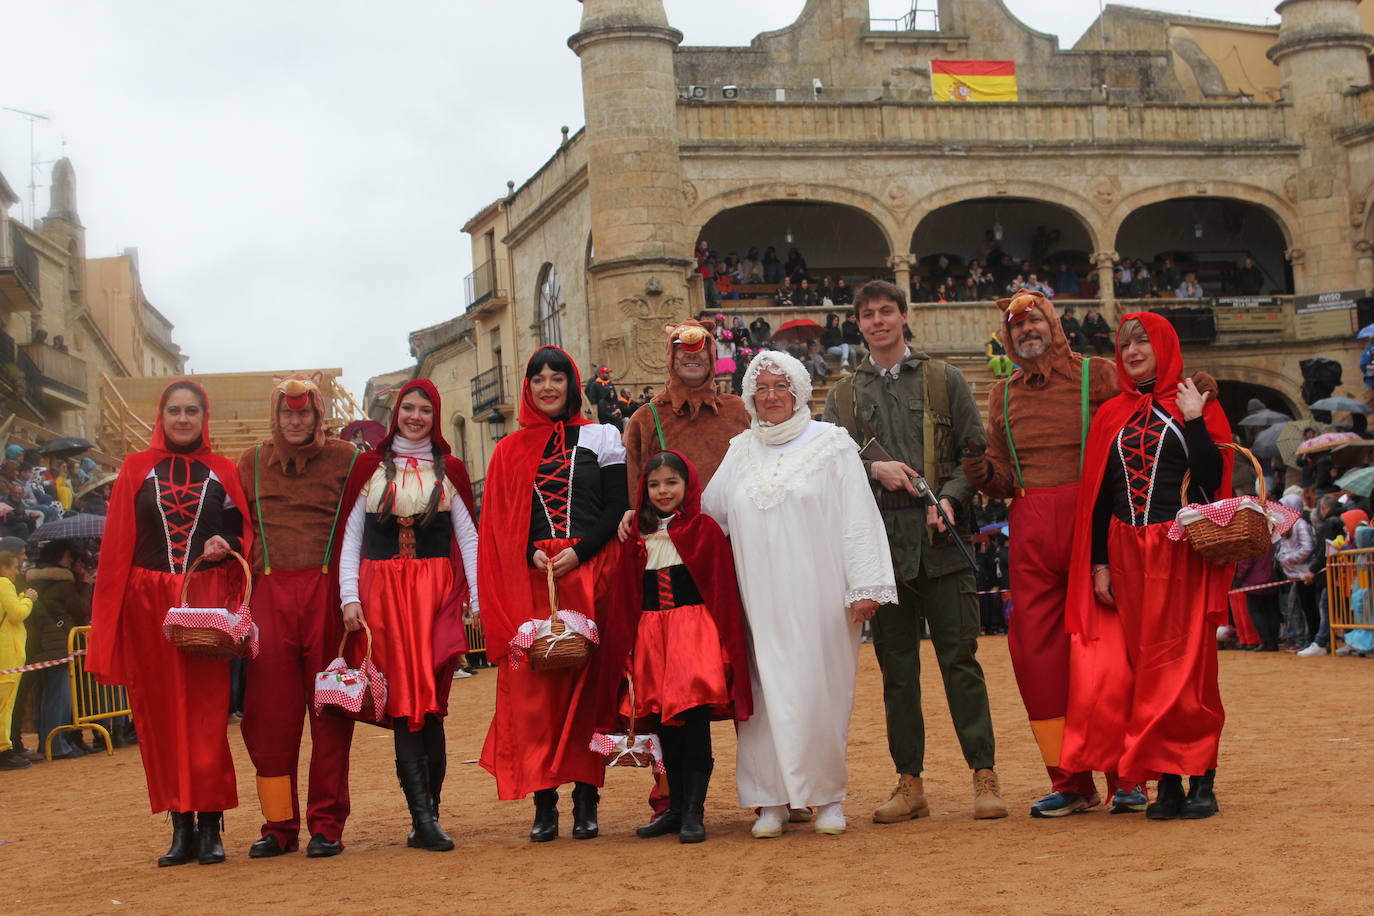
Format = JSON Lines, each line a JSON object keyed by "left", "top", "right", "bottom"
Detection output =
{"left": 453, "top": 669, "right": 474, "bottom": 678}
{"left": 752, "top": 805, "right": 787, "bottom": 839}
{"left": 1296, "top": 642, "right": 1326, "bottom": 657}
{"left": 1336, "top": 645, "right": 1354, "bottom": 656}
{"left": 814, "top": 802, "right": 846, "bottom": 835}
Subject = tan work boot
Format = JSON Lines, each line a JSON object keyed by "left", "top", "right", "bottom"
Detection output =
{"left": 873, "top": 774, "right": 930, "bottom": 823}
{"left": 972, "top": 768, "right": 1009, "bottom": 819}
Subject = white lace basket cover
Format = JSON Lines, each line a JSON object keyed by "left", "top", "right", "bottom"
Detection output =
{"left": 509, "top": 609, "right": 599, "bottom": 669}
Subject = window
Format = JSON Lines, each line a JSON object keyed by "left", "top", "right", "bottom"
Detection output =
{"left": 537, "top": 264, "right": 563, "bottom": 347}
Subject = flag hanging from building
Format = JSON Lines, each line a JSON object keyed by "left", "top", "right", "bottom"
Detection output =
{"left": 930, "top": 60, "right": 1018, "bottom": 102}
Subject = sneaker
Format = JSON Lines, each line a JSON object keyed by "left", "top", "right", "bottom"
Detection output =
{"left": 751, "top": 805, "right": 787, "bottom": 839}
{"left": 1335, "top": 645, "right": 1354, "bottom": 657}
{"left": 0, "top": 749, "right": 32, "bottom": 770}
{"left": 1110, "top": 787, "right": 1149, "bottom": 814}
{"left": 453, "top": 669, "right": 474, "bottom": 679}
{"left": 814, "top": 802, "right": 846, "bottom": 835}
{"left": 1029, "top": 791, "right": 1100, "bottom": 818}
{"left": 972, "top": 768, "right": 1008, "bottom": 819}
{"left": 1296, "top": 642, "right": 1327, "bottom": 657}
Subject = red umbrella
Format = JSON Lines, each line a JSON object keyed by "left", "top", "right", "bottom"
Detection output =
{"left": 771, "top": 319, "right": 825, "bottom": 343}
{"left": 340, "top": 419, "right": 386, "bottom": 448}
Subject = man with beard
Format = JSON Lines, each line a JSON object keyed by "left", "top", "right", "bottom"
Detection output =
{"left": 237, "top": 375, "right": 360, "bottom": 857}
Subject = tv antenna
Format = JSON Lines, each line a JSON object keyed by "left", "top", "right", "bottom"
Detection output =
{"left": 1, "top": 105, "right": 53, "bottom": 227}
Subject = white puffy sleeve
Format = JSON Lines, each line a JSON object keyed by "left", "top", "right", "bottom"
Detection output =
{"left": 338, "top": 492, "right": 366, "bottom": 609}
{"left": 450, "top": 493, "right": 480, "bottom": 615}
{"left": 701, "top": 449, "right": 735, "bottom": 538}
{"left": 836, "top": 445, "right": 898, "bottom": 607}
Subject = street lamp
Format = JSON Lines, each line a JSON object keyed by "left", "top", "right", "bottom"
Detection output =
{"left": 486, "top": 408, "right": 506, "bottom": 441}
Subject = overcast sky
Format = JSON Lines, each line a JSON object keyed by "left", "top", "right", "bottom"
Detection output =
{"left": 0, "top": 0, "right": 1278, "bottom": 393}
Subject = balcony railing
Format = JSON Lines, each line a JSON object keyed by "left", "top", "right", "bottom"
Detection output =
{"left": 0, "top": 329, "right": 46, "bottom": 416}
{"left": 471, "top": 365, "right": 511, "bottom": 415}
{"left": 23, "top": 343, "right": 88, "bottom": 404}
{"left": 465, "top": 259, "right": 508, "bottom": 312}
{"left": 471, "top": 478, "right": 484, "bottom": 515}
{"left": 0, "top": 225, "right": 42, "bottom": 312}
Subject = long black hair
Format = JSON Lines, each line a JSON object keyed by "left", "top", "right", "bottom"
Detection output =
{"left": 638, "top": 450, "right": 690, "bottom": 535}
{"left": 526, "top": 346, "right": 583, "bottom": 421}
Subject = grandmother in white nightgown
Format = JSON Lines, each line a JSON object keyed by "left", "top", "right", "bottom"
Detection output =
{"left": 702, "top": 350, "right": 897, "bottom": 838}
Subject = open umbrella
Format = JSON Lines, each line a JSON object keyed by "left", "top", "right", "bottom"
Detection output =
{"left": 770, "top": 319, "right": 825, "bottom": 343}
{"left": 1276, "top": 420, "right": 1332, "bottom": 467}
{"left": 37, "top": 436, "right": 94, "bottom": 458}
{"left": 1335, "top": 466, "right": 1374, "bottom": 497}
{"left": 1249, "top": 422, "right": 1287, "bottom": 461}
{"left": 29, "top": 513, "right": 106, "bottom": 543}
{"left": 1238, "top": 409, "right": 1291, "bottom": 427}
{"left": 340, "top": 419, "right": 386, "bottom": 448}
{"left": 1308, "top": 397, "right": 1372, "bottom": 415}
{"left": 1359, "top": 323, "right": 1374, "bottom": 339}
{"left": 1297, "top": 431, "right": 1361, "bottom": 456}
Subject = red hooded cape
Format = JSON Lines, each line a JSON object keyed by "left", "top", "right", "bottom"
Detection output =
{"left": 597, "top": 449, "right": 754, "bottom": 730}
{"left": 1065, "top": 311, "right": 1234, "bottom": 639}
{"left": 88, "top": 380, "right": 254, "bottom": 684}
{"left": 339, "top": 377, "right": 476, "bottom": 668}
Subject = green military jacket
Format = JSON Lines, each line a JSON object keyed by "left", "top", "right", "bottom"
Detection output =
{"left": 823, "top": 348, "right": 985, "bottom": 582}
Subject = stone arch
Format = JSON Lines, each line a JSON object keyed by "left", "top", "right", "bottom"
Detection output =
{"left": 901, "top": 181, "right": 1105, "bottom": 254}
{"left": 535, "top": 262, "right": 565, "bottom": 348}
{"left": 1105, "top": 181, "right": 1297, "bottom": 249}
{"left": 450, "top": 411, "right": 468, "bottom": 465}
{"left": 687, "top": 182, "right": 900, "bottom": 255}
{"left": 1202, "top": 362, "right": 1306, "bottom": 421}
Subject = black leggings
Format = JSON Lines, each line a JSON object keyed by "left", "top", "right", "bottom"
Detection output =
{"left": 392, "top": 714, "right": 445, "bottom": 761}
{"left": 656, "top": 705, "right": 712, "bottom": 772}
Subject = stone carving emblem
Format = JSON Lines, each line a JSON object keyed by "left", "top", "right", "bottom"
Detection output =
{"left": 1352, "top": 195, "right": 1368, "bottom": 229}
{"left": 1090, "top": 177, "right": 1118, "bottom": 212}
{"left": 1284, "top": 174, "right": 1298, "bottom": 204}
{"left": 681, "top": 180, "right": 698, "bottom": 207}
{"left": 884, "top": 182, "right": 912, "bottom": 213}
{"left": 617, "top": 294, "right": 686, "bottom": 376}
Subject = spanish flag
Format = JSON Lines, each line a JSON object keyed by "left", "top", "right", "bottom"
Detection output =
{"left": 930, "top": 60, "right": 1018, "bottom": 102}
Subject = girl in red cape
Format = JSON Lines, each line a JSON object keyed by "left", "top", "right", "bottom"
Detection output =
{"left": 615, "top": 449, "right": 753, "bottom": 844}
{"left": 1061, "top": 312, "right": 1233, "bottom": 820}
{"left": 478, "top": 346, "right": 631, "bottom": 842}
{"left": 87, "top": 380, "right": 252, "bottom": 867}
{"left": 337, "top": 377, "right": 477, "bottom": 853}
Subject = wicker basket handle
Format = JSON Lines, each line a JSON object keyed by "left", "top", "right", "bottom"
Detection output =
{"left": 179, "top": 549, "right": 253, "bottom": 609}
{"left": 625, "top": 673, "right": 637, "bottom": 742}
{"left": 336, "top": 618, "right": 373, "bottom": 662}
{"left": 545, "top": 562, "right": 559, "bottom": 621}
{"left": 1181, "top": 441, "right": 1265, "bottom": 506}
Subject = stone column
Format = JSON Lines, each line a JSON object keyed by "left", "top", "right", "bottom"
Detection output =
{"left": 1285, "top": 247, "right": 1307, "bottom": 293}
{"left": 1355, "top": 239, "right": 1374, "bottom": 291}
{"left": 887, "top": 253, "right": 915, "bottom": 298}
{"left": 1091, "top": 250, "right": 1118, "bottom": 320}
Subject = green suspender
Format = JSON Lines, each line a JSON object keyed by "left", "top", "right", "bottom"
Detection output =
{"left": 1002, "top": 359, "right": 1092, "bottom": 496}
{"left": 254, "top": 445, "right": 361, "bottom": 576}
{"left": 253, "top": 445, "right": 271, "bottom": 575}
{"left": 647, "top": 402, "right": 667, "bottom": 450}
{"left": 321, "top": 449, "right": 361, "bottom": 574}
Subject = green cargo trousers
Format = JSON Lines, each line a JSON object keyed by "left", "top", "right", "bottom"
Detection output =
{"left": 871, "top": 566, "right": 996, "bottom": 775}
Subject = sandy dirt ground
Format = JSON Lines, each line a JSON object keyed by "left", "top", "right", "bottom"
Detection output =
{"left": 4, "top": 637, "right": 1371, "bottom": 915}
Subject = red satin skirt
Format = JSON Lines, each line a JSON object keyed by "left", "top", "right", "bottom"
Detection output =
{"left": 357, "top": 555, "right": 455, "bottom": 728}
{"left": 619, "top": 603, "right": 733, "bottom": 726}
{"left": 1062, "top": 519, "right": 1225, "bottom": 782}
{"left": 120, "top": 565, "right": 238, "bottom": 814}
{"left": 480, "top": 537, "right": 616, "bottom": 799}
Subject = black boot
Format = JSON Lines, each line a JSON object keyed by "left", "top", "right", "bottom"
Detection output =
{"left": 196, "top": 812, "right": 226, "bottom": 865}
{"left": 571, "top": 782, "right": 600, "bottom": 839}
{"left": 636, "top": 768, "right": 683, "bottom": 839}
{"left": 396, "top": 758, "right": 454, "bottom": 851}
{"left": 1145, "top": 774, "right": 1186, "bottom": 820}
{"left": 407, "top": 754, "right": 449, "bottom": 846}
{"left": 678, "top": 758, "right": 713, "bottom": 844}
{"left": 1181, "top": 770, "right": 1219, "bottom": 819}
{"left": 530, "top": 788, "right": 558, "bottom": 843}
{"left": 157, "top": 812, "right": 198, "bottom": 867}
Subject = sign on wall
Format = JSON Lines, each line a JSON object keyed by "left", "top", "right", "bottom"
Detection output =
{"left": 1213, "top": 297, "right": 1285, "bottom": 333}
{"left": 1293, "top": 289, "right": 1361, "bottom": 340}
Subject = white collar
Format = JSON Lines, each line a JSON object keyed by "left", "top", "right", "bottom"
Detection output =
{"left": 871, "top": 346, "right": 911, "bottom": 378}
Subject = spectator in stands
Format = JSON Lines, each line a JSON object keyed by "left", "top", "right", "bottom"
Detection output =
{"left": 1129, "top": 264, "right": 1153, "bottom": 298}
{"left": 1053, "top": 262, "right": 1081, "bottom": 296}
{"left": 910, "top": 277, "right": 933, "bottom": 304}
{"left": 832, "top": 278, "right": 854, "bottom": 306}
{"left": 1005, "top": 274, "right": 1026, "bottom": 297}
{"left": 25, "top": 539, "right": 92, "bottom": 759}
{"left": 969, "top": 262, "right": 997, "bottom": 299}
{"left": 773, "top": 276, "right": 797, "bottom": 308}
{"left": 957, "top": 275, "right": 980, "bottom": 301}
{"left": 931, "top": 255, "right": 952, "bottom": 288}
{"left": 723, "top": 253, "right": 743, "bottom": 283}
{"left": 841, "top": 312, "right": 865, "bottom": 363}
{"left": 800, "top": 339, "right": 829, "bottom": 383}
{"left": 620, "top": 388, "right": 638, "bottom": 418}
{"left": 730, "top": 316, "right": 752, "bottom": 350}
{"left": 18, "top": 465, "right": 60, "bottom": 522}
{"left": 749, "top": 315, "right": 772, "bottom": 345}
{"left": 1176, "top": 271, "right": 1204, "bottom": 299}
{"left": 934, "top": 282, "right": 951, "bottom": 303}
{"left": 797, "top": 278, "right": 818, "bottom": 307}
{"left": 821, "top": 313, "right": 851, "bottom": 374}
{"left": 585, "top": 366, "right": 624, "bottom": 430}
{"left": 819, "top": 276, "right": 837, "bottom": 306}
{"left": 714, "top": 264, "right": 738, "bottom": 301}
{"left": 1060, "top": 307, "right": 1087, "bottom": 352}
{"left": 1236, "top": 256, "right": 1264, "bottom": 295}
{"left": 1158, "top": 256, "right": 1182, "bottom": 294}
{"left": 741, "top": 248, "right": 763, "bottom": 284}
{"left": 762, "top": 247, "right": 783, "bottom": 283}
{"left": 695, "top": 239, "right": 712, "bottom": 275}
{"left": 76, "top": 475, "right": 114, "bottom": 516}
{"left": 784, "top": 248, "right": 807, "bottom": 283}
{"left": 1025, "top": 273, "right": 1055, "bottom": 299}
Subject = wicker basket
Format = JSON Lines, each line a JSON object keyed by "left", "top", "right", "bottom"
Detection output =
{"left": 1178, "top": 442, "right": 1274, "bottom": 565}
{"left": 617, "top": 676, "right": 656, "bottom": 768}
{"left": 165, "top": 550, "right": 256, "bottom": 659}
{"left": 530, "top": 564, "right": 592, "bottom": 672}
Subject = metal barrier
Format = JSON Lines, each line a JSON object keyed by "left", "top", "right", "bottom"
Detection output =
{"left": 464, "top": 618, "right": 490, "bottom": 668}
{"left": 44, "top": 625, "right": 129, "bottom": 758}
{"left": 1325, "top": 547, "right": 1374, "bottom": 656}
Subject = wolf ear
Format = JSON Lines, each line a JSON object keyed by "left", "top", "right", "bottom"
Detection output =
{"left": 310, "top": 371, "right": 324, "bottom": 389}
{"left": 699, "top": 318, "right": 716, "bottom": 334}
{"left": 663, "top": 322, "right": 680, "bottom": 336}
{"left": 995, "top": 297, "right": 1013, "bottom": 313}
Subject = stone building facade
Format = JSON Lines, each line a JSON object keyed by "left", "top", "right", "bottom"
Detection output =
{"left": 381, "top": 0, "right": 1374, "bottom": 489}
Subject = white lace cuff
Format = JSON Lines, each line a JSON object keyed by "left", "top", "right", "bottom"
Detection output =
{"left": 846, "top": 585, "right": 898, "bottom": 607}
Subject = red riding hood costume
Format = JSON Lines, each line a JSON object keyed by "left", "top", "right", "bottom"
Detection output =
{"left": 478, "top": 346, "right": 632, "bottom": 800}
{"left": 88, "top": 380, "right": 252, "bottom": 815}
{"left": 236, "top": 375, "right": 359, "bottom": 851}
{"left": 1061, "top": 312, "right": 1233, "bottom": 783}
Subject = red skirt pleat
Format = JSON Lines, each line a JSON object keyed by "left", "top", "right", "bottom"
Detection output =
{"left": 480, "top": 537, "right": 614, "bottom": 799}
{"left": 120, "top": 565, "right": 238, "bottom": 814}
{"left": 619, "top": 603, "right": 733, "bottom": 725}
{"left": 357, "top": 556, "right": 454, "bottom": 728}
{"left": 1062, "top": 519, "right": 1224, "bottom": 782}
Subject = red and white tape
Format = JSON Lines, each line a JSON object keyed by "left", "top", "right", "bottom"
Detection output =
{"left": 0, "top": 649, "right": 86, "bottom": 677}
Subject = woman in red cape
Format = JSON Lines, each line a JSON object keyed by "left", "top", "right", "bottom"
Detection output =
{"left": 87, "top": 380, "right": 252, "bottom": 867}
{"left": 478, "top": 346, "right": 631, "bottom": 842}
{"left": 613, "top": 449, "right": 753, "bottom": 843}
{"left": 337, "top": 377, "right": 476, "bottom": 852}
{"left": 1061, "top": 312, "right": 1233, "bottom": 820}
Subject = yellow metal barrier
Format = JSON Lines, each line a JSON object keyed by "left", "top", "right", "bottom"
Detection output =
{"left": 464, "top": 618, "right": 490, "bottom": 668}
{"left": 44, "top": 625, "right": 129, "bottom": 759}
{"left": 1325, "top": 547, "right": 1374, "bottom": 656}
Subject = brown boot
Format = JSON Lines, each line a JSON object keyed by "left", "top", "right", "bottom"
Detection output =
{"left": 972, "top": 768, "right": 1008, "bottom": 819}
{"left": 873, "top": 774, "right": 930, "bottom": 823}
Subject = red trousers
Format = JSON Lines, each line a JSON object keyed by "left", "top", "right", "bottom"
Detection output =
{"left": 121, "top": 566, "right": 238, "bottom": 814}
{"left": 241, "top": 568, "right": 354, "bottom": 845}
{"left": 1008, "top": 485, "right": 1121, "bottom": 796}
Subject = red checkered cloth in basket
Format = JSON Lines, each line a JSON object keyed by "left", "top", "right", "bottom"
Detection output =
{"left": 508, "top": 610, "right": 599, "bottom": 670}
{"left": 589, "top": 731, "right": 665, "bottom": 773}
{"left": 313, "top": 654, "right": 388, "bottom": 724}
{"left": 161, "top": 605, "right": 260, "bottom": 658}
{"left": 1169, "top": 496, "right": 1300, "bottom": 542}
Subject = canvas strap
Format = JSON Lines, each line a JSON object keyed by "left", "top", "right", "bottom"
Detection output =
{"left": 647, "top": 402, "right": 667, "bottom": 450}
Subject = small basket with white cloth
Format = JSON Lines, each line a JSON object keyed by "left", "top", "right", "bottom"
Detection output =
{"left": 509, "top": 564, "right": 599, "bottom": 672}
{"left": 1169, "top": 442, "right": 1300, "bottom": 564}
{"left": 589, "top": 674, "right": 663, "bottom": 773}
{"left": 313, "top": 620, "right": 388, "bottom": 725}
{"left": 161, "top": 550, "right": 259, "bottom": 659}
